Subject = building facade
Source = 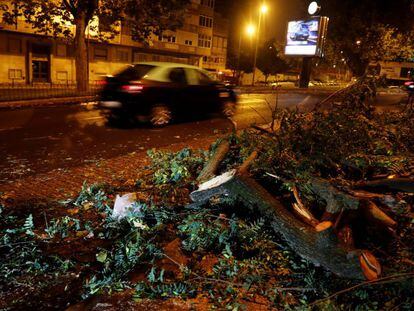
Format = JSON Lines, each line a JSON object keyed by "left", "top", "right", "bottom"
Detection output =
{"left": 0, "top": 0, "right": 229, "bottom": 85}
{"left": 369, "top": 61, "right": 414, "bottom": 84}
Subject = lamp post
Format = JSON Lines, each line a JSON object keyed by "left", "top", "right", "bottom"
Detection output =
{"left": 237, "top": 24, "right": 255, "bottom": 85}
{"left": 252, "top": 4, "right": 268, "bottom": 86}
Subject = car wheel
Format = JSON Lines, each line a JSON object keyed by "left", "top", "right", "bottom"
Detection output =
{"left": 222, "top": 101, "right": 236, "bottom": 117}
{"left": 150, "top": 104, "right": 172, "bottom": 126}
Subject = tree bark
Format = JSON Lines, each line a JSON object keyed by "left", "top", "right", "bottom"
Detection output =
{"left": 74, "top": 12, "right": 89, "bottom": 92}
{"left": 197, "top": 140, "right": 230, "bottom": 184}
{"left": 356, "top": 178, "right": 414, "bottom": 194}
{"left": 360, "top": 200, "right": 397, "bottom": 228}
{"left": 191, "top": 173, "right": 367, "bottom": 279}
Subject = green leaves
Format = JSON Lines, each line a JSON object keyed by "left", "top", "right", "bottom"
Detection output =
{"left": 45, "top": 216, "right": 81, "bottom": 238}
{"left": 147, "top": 148, "right": 206, "bottom": 186}
{"left": 96, "top": 250, "right": 108, "bottom": 263}
{"left": 23, "top": 214, "right": 34, "bottom": 236}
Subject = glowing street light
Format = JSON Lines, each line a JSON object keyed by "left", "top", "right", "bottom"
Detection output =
{"left": 260, "top": 4, "right": 268, "bottom": 14}
{"left": 246, "top": 24, "right": 256, "bottom": 37}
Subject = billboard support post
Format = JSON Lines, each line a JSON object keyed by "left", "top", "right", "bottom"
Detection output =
{"left": 299, "top": 57, "right": 313, "bottom": 88}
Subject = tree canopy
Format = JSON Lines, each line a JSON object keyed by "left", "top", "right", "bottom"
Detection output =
{"left": 313, "top": 0, "right": 414, "bottom": 76}
{"left": 256, "top": 39, "right": 289, "bottom": 81}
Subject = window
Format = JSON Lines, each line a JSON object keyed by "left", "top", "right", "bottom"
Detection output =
{"left": 401, "top": 67, "right": 414, "bottom": 78}
{"left": 198, "top": 34, "right": 212, "bottom": 48}
{"left": 117, "top": 65, "right": 155, "bottom": 81}
{"left": 159, "top": 35, "right": 176, "bottom": 43}
{"left": 201, "top": 0, "right": 214, "bottom": 8}
{"left": 56, "top": 71, "right": 68, "bottom": 81}
{"left": 169, "top": 68, "right": 187, "bottom": 84}
{"left": 185, "top": 40, "right": 193, "bottom": 46}
{"left": 32, "top": 61, "right": 49, "bottom": 82}
{"left": 199, "top": 15, "right": 213, "bottom": 28}
{"left": 8, "top": 69, "right": 23, "bottom": 80}
{"left": 94, "top": 47, "right": 108, "bottom": 61}
{"left": 196, "top": 69, "right": 214, "bottom": 85}
{"left": 116, "top": 49, "right": 129, "bottom": 62}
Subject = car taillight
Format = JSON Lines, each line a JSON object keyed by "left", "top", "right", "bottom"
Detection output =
{"left": 121, "top": 84, "right": 144, "bottom": 94}
{"left": 404, "top": 81, "right": 414, "bottom": 86}
{"left": 97, "top": 79, "right": 107, "bottom": 86}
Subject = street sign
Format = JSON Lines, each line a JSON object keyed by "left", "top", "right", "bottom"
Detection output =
{"left": 308, "top": 2, "right": 321, "bottom": 15}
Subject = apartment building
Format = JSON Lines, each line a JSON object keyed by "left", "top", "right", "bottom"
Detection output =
{"left": 0, "top": 0, "right": 229, "bottom": 85}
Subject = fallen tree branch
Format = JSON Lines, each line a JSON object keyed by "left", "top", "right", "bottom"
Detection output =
{"left": 355, "top": 178, "right": 414, "bottom": 194}
{"left": 191, "top": 172, "right": 370, "bottom": 279}
{"left": 360, "top": 200, "right": 397, "bottom": 228}
{"left": 291, "top": 186, "right": 319, "bottom": 227}
{"left": 309, "top": 178, "right": 360, "bottom": 213}
{"left": 197, "top": 139, "right": 230, "bottom": 184}
{"left": 238, "top": 151, "right": 259, "bottom": 175}
{"left": 310, "top": 272, "right": 414, "bottom": 306}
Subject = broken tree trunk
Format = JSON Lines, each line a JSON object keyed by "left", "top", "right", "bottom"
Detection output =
{"left": 291, "top": 186, "right": 319, "bottom": 227}
{"left": 308, "top": 178, "right": 360, "bottom": 213}
{"left": 360, "top": 200, "right": 397, "bottom": 228}
{"left": 197, "top": 139, "right": 230, "bottom": 184}
{"left": 355, "top": 178, "right": 414, "bottom": 194}
{"left": 191, "top": 173, "right": 367, "bottom": 279}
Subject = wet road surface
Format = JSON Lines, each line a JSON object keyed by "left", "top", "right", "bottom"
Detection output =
{"left": 0, "top": 92, "right": 403, "bottom": 182}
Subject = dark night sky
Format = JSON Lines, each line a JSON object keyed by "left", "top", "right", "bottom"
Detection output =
{"left": 216, "top": 0, "right": 307, "bottom": 43}
{"left": 216, "top": 0, "right": 414, "bottom": 49}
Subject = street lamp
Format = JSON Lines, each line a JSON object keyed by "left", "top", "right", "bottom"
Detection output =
{"left": 260, "top": 4, "right": 268, "bottom": 14}
{"left": 237, "top": 24, "right": 256, "bottom": 85}
{"left": 246, "top": 24, "right": 256, "bottom": 37}
{"left": 252, "top": 3, "right": 268, "bottom": 86}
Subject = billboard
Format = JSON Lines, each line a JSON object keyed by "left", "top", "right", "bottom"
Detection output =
{"left": 284, "top": 16, "right": 329, "bottom": 57}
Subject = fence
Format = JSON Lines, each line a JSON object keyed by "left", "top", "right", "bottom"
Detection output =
{"left": 0, "top": 82, "right": 102, "bottom": 102}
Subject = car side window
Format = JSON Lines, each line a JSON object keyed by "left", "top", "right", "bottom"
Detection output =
{"left": 185, "top": 69, "right": 199, "bottom": 85}
{"left": 196, "top": 70, "right": 214, "bottom": 85}
{"left": 169, "top": 68, "right": 187, "bottom": 84}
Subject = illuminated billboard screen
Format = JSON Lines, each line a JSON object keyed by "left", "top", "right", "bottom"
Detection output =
{"left": 284, "top": 17, "right": 328, "bottom": 57}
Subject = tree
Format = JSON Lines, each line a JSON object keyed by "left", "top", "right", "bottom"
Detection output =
{"left": 256, "top": 39, "right": 289, "bottom": 82}
{"left": 308, "top": 0, "right": 414, "bottom": 76}
{"left": 226, "top": 48, "right": 254, "bottom": 85}
{"left": 2, "top": 0, "right": 190, "bottom": 91}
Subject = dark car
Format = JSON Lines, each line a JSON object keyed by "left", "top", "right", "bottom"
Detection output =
{"left": 98, "top": 62, "right": 238, "bottom": 126}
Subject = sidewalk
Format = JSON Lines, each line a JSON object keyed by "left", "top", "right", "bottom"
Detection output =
{"left": 0, "top": 95, "right": 97, "bottom": 109}
{"left": 0, "top": 137, "right": 217, "bottom": 203}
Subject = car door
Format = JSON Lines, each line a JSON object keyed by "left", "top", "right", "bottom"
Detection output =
{"left": 185, "top": 68, "right": 219, "bottom": 113}
{"left": 167, "top": 67, "right": 190, "bottom": 113}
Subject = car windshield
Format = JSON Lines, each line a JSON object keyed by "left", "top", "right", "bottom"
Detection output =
{"left": 116, "top": 64, "right": 155, "bottom": 81}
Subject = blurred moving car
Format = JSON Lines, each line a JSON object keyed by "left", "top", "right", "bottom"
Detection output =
{"left": 98, "top": 62, "right": 238, "bottom": 126}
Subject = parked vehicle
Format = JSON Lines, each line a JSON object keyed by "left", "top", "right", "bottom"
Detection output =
{"left": 404, "top": 80, "right": 414, "bottom": 109}
{"left": 98, "top": 62, "right": 238, "bottom": 126}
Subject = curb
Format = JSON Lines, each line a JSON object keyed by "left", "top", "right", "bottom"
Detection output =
{"left": 0, "top": 88, "right": 343, "bottom": 110}
{"left": 0, "top": 96, "right": 97, "bottom": 109}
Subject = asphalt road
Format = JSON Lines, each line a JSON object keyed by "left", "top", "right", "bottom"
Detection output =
{"left": 0, "top": 92, "right": 404, "bottom": 183}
